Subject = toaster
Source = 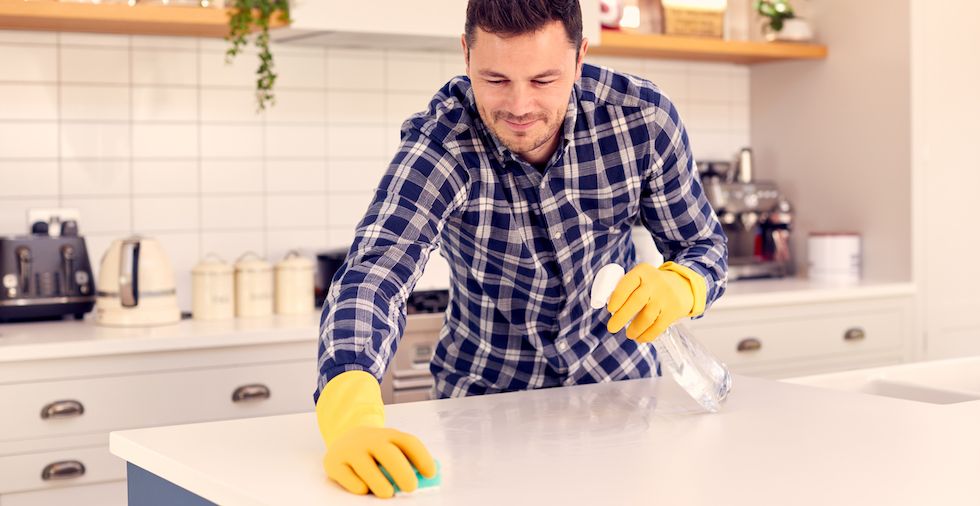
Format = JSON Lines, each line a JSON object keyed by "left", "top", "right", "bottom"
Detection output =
{"left": 0, "top": 233, "right": 96, "bottom": 322}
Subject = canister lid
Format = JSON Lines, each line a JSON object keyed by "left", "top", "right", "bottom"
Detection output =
{"left": 275, "top": 250, "right": 314, "bottom": 271}
{"left": 235, "top": 251, "right": 272, "bottom": 272}
{"left": 193, "top": 253, "right": 233, "bottom": 275}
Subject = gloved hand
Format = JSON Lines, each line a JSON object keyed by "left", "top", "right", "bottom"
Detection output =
{"left": 606, "top": 261, "right": 707, "bottom": 343}
{"left": 316, "top": 370, "right": 437, "bottom": 499}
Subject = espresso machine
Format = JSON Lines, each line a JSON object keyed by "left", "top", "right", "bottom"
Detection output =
{"left": 701, "top": 148, "right": 794, "bottom": 280}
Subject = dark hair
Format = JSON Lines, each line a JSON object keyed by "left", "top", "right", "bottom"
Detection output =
{"left": 464, "top": 0, "right": 583, "bottom": 51}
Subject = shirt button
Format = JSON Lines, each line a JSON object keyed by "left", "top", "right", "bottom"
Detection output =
{"left": 552, "top": 230, "right": 562, "bottom": 240}
{"left": 557, "top": 341, "right": 569, "bottom": 352}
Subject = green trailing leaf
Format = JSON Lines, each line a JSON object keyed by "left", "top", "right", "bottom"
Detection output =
{"left": 226, "top": 0, "right": 291, "bottom": 112}
{"left": 754, "top": 0, "right": 795, "bottom": 33}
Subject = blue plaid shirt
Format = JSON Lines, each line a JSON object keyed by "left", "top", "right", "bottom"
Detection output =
{"left": 315, "top": 63, "right": 727, "bottom": 402}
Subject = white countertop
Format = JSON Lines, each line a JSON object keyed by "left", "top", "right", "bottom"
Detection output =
{"left": 0, "top": 279, "right": 915, "bottom": 363}
{"left": 109, "top": 374, "right": 980, "bottom": 506}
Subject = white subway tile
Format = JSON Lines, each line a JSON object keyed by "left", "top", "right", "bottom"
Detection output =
{"left": 326, "top": 228, "right": 356, "bottom": 250}
{"left": 0, "top": 161, "right": 58, "bottom": 197}
{"left": 133, "top": 160, "right": 199, "bottom": 195}
{"left": 200, "top": 124, "right": 263, "bottom": 158}
{"left": 416, "top": 250, "right": 451, "bottom": 290}
{"left": 591, "top": 56, "right": 646, "bottom": 78}
{"left": 686, "top": 103, "right": 730, "bottom": 131}
{"left": 689, "top": 70, "right": 733, "bottom": 103}
{"left": 328, "top": 193, "right": 373, "bottom": 228}
{"left": 61, "top": 159, "right": 130, "bottom": 196}
{"left": 199, "top": 49, "right": 256, "bottom": 88}
{"left": 386, "top": 92, "right": 433, "bottom": 124}
{"left": 61, "top": 85, "right": 130, "bottom": 121}
{"left": 60, "top": 47, "right": 129, "bottom": 84}
{"left": 201, "top": 88, "right": 263, "bottom": 122}
{"left": 276, "top": 53, "right": 326, "bottom": 89}
{"left": 133, "top": 196, "right": 199, "bottom": 232}
{"left": 265, "top": 125, "right": 326, "bottom": 158}
{"left": 646, "top": 59, "right": 693, "bottom": 75}
{"left": 132, "top": 87, "right": 198, "bottom": 121}
{"left": 60, "top": 33, "right": 129, "bottom": 47}
{"left": 266, "top": 159, "right": 327, "bottom": 193}
{"left": 326, "top": 125, "right": 386, "bottom": 158}
{"left": 152, "top": 231, "right": 199, "bottom": 311}
{"left": 61, "top": 123, "right": 130, "bottom": 159}
{"left": 0, "top": 31, "right": 57, "bottom": 45}
{"left": 266, "top": 194, "right": 327, "bottom": 229}
{"left": 201, "top": 159, "right": 263, "bottom": 194}
{"left": 441, "top": 53, "right": 467, "bottom": 79}
{"left": 327, "top": 91, "right": 385, "bottom": 124}
{"left": 132, "top": 49, "right": 197, "bottom": 86}
{"left": 132, "top": 123, "right": 198, "bottom": 158}
{"left": 731, "top": 104, "right": 750, "bottom": 131}
{"left": 266, "top": 90, "right": 326, "bottom": 123}
{"left": 269, "top": 42, "right": 325, "bottom": 58}
{"left": 730, "top": 72, "right": 750, "bottom": 104}
{"left": 61, "top": 197, "right": 131, "bottom": 234}
{"left": 326, "top": 49, "right": 384, "bottom": 91}
{"left": 0, "top": 198, "right": 58, "bottom": 235}
{"left": 81, "top": 233, "right": 117, "bottom": 272}
{"left": 201, "top": 195, "right": 264, "bottom": 230}
{"left": 131, "top": 35, "right": 198, "bottom": 51}
{"left": 385, "top": 55, "right": 449, "bottom": 92}
{"left": 0, "top": 84, "right": 58, "bottom": 120}
{"left": 0, "top": 44, "right": 57, "bottom": 82}
{"left": 200, "top": 230, "right": 265, "bottom": 264}
{"left": 327, "top": 159, "right": 388, "bottom": 193}
{"left": 648, "top": 71, "right": 687, "bottom": 103}
{"left": 381, "top": 124, "right": 402, "bottom": 155}
{"left": 267, "top": 228, "right": 328, "bottom": 265}
{"left": 0, "top": 122, "right": 58, "bottom": 158}
{"left": 688, "top": 130, "right": 736, "bottom": 160}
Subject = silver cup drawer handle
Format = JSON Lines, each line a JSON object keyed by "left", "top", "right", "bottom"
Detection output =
{"left": 232, "top": 384, "right": 271, "bottom": 403}
{"left": 844, "top": 327, "right": 866, "bottom": 341}
{"left": 737, "top": 337, "right": 762, "bottom": 352}
{"left": 40, "top": 399, "right": 84, "bottom": 419}
{"left": 42, "top": 460, "right": 86, "bottom": 481}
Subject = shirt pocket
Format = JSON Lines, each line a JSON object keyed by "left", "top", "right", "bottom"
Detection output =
{"left": 594, "top": 174, "right": 643, "bottom": 230}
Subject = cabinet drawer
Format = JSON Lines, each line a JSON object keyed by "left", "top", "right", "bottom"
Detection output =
{"left": 0, "top": 480, "right": 126, "bottom": 506}
{"left": 0, "top": 360, "right": 314, "bottom": 442}
{"left": 690, "top": 308, "right": 904, "bottom": 367}
{"left": 0, "top": 446, "right": 124, "bottom": 495}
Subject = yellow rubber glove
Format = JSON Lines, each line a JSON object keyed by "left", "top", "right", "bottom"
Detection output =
{"left": 606, "top": 261, "right": 708, "bottom": 343}
{"left": 316, "top": 370, "right": 437, "bottom": 499}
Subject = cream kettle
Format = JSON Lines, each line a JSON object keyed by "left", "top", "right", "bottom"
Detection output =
{"left": 95, "top": 236, "right": 181, "bottom": 327}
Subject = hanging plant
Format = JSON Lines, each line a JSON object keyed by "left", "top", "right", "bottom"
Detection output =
{"left": 226, "top": 0, "right": 291, "bottom": 111}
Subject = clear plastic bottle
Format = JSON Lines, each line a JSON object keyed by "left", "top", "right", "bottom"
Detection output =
{"left": 591, "top": 263, "right": 733, "bottom": 412}
{"left": 653, "top": 324, "right": 733, "bottom": 412}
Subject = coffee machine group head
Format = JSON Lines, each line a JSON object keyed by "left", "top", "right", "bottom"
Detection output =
{"left": 701, "top": 149, "right": 794, "bottom": 280}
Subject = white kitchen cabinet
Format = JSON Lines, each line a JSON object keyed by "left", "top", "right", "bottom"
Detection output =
{"left": 690, "top": 294, "right": 914, "bottom": 378}
{"left": 0, "top": 338, "right": 315, "bottom": 506}
{"left": 273, "top": 0, "right": 600, "bottom": 50}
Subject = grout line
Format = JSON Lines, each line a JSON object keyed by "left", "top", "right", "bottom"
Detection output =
{"left": 127, "top": 35, "right": 135, "bottom": 235}
{"left": 55, "top": 32, "right": 62, "bottom": 208}
{"left": 196, "top": 37, "right": 204, "bottom": 262}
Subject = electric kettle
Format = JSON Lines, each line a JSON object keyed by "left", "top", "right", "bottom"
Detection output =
{"left": 95, "top": 235, "right": 181, "bottom": 327}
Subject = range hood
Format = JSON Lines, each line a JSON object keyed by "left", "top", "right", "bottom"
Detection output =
{"left": 271, "top": 0, "right": 600, "bottom": 51}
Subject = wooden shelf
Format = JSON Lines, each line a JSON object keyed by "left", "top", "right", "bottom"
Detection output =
{"left": 0, "top": 1, "right": 287, "bottom": 38}
{"left": 591, "top": 29, "right": 828, "bottom": 64}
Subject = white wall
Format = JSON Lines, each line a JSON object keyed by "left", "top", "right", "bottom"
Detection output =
{"left": 749, "top": 0, "right": 912, "bottom": 283}
{"left": 910, "top": 0, "right": 980, "bottom": 358}
{"left": 0, "top": 30, "right": 750, "bottom": 311}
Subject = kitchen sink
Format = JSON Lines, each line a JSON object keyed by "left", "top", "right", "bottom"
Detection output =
{"left": 785, "top": 356, "right": 980, "bottom": 405}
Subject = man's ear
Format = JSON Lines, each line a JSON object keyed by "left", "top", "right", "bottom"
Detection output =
{"left": 461, "top": 34, "right": 470, "bottom": 74}
{"left": 576, "top": 38, "right": 589, "bottom": 76}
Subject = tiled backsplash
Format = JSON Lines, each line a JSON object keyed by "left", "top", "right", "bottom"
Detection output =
{"left": 0, "top": 30, "right": 749, "bottom": 311}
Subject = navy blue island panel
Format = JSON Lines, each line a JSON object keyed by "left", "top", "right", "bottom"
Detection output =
{"left": 127, "top": 463, "right": 217, "bottom": 506}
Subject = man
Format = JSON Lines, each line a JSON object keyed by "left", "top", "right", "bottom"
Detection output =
{"left": 314, "top": 0, "right": 728, "bottom": 498}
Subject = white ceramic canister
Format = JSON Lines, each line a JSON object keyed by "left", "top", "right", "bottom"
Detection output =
{"left": 807, "top": 232, "right": 862, "bottom": 284}
{"left": 234, "top": 252, "right": 273, "bottom": 318}
{"left": 274, "top": 250, "right": 315, "bottom": 315}
{"left": 191, "top": 254, "right": 234, "bottom": 321}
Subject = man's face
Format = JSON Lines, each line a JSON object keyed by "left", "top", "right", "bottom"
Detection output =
{"left": 463, "top": 21, "right": 586, "bottom": 165}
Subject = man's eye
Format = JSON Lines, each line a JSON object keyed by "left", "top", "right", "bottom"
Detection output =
{"left": 533, "top": 80, "right": 553, "bottom": 85}
{"left": 487, "top": 80, "right": 507, "bottom": 85}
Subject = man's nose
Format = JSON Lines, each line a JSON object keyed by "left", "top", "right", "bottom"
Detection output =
{"left": 507, "top": 84, "right": 535, "bottom": 118}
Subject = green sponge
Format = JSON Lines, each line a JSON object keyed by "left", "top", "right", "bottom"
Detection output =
{"left": 379, "top": 459, "right": 442, "bottom": 494}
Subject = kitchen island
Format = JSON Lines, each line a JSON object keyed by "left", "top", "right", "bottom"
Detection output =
{"left": 110, "top": 373, "right": 979, "bottom": 505}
